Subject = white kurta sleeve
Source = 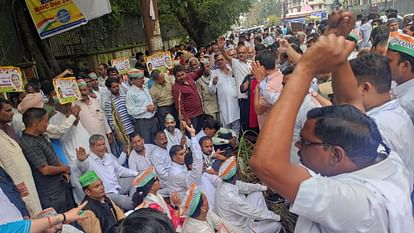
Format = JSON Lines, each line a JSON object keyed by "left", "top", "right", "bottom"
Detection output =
{"left": 236, "top": 181, "right": 267, "bottom": 194}
{"left": 128, "top": 153, "right": 139, "bottom": 172}
{"left": 76, "top": 156, "right": 91, "bottom": 173}
{"left": 208, "top": 74, "right": 218, "bottom": 94}
{"left": 186, "top": 137, "right": 203, "bottom": 187}
{"left": 149, "top": 150, "right": 170, "bottom": 181}
{"left": 228, "top": 193, "right": 280, "bottom": 221}
{"left": 113, "top": 155, "right": 138, "bottom": 177}
{"left": 46, "top": 115, "right": 76, "bottom": 139}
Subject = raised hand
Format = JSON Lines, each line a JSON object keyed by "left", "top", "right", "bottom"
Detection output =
{"left": 71, "top": 105, "right": 81, "bottom": 117}
{"left": 251, "top": 61, "right": 266, "bottom": 82}
{"left": 182, "top": 121, "right": 196, "bottom": 137}
{"left": 76, "top": 147, "right": 88, "bottom": 161}
{"left": 325, "top": 10, "right": 356, "bottom": 38}
{"left": 297, "top": 34, "right": 355, "bottom": 75}
{"left": 66, "top": 201, "right": 88, "bottom": 222}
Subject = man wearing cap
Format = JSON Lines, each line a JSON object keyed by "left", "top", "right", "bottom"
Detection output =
{"left": 164, "top": 113, "right": 191, "bottom": 151}
{"left": 149, "top": 130, "right": 172, "bottom": 196}
{"left": 387, "top": 32, "right": 414, "bottom": 124}
{"left": 181, "top": 184, "right": 244, "bottom": 233}
{"left": 388, "top": 18, "right": 400, "bottom": 32}
{"left": 77, "top": 171, "right": 125, "bottom": 233}
{"left": 126, "top": 68, "right": 159, "bottom": 144}
{"left": 76, "top": 134, "right": 139, "bottom": 210}
{"left": 149, "top": 69, "right": 177, "bottom": 126}
{"left": 76, "top": 80, "right": 113, "bottom": 152}
{"left": 215, "top": 157, "right": 282, "bottom": 233}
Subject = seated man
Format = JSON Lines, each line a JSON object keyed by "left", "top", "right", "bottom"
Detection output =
{"left": 76, "top": 134, "right": 138, "bottom": 210}
{"left": 195, "top": 117, "right": 220, "bottom": 142}
{"left": 163, "top": 113, "right": 190, "bottom": 151}
{"left": 215, "top": 156, "right": 282, "bottom": 233}
{"left": 77, "top": 171, "right": 125, "bottom": 233}
{"left": 250, "top": 21, "right": 414, "bottom": 232}
{"left": 199, "top": 136, "right": 227, "bottom": 175}
{"left": 167, "top": 122, "right": 202, "bottom": 199}
{"left": 148, "top": 130, "right": 172, "bottom": 196}
{"left": 128, "top": 133, "right": 155, "bottom": 173}
{"left": 181, "top": 184, "right": 244, "bottom": 233}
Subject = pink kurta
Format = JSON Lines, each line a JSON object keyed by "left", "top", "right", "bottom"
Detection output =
{"left": 257, "top": 70, "right": 284, "bottom": 129}
{"left": 76, "top": 98, "right": 112, "bottom": 152}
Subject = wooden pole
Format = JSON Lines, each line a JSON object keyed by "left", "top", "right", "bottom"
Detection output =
{"left": 140, "top": 0, "right": 163, "bottom": 54}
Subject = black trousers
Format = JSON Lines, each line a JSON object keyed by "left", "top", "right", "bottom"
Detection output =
{"left": 190, "top": 114, "right": 204, "bottom": 133}
{"left": 39, "top": 181, "right": 76, "bottom": 213}
{"left": 238, "top": 98, "right": 249, "bottom": 132}
{"left": 134, "top": 117, "right": 159, "bottom": 144}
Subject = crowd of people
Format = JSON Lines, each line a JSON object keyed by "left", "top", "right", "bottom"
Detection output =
{"left": 1, "top": 7, "right": 414, "bottom": 233}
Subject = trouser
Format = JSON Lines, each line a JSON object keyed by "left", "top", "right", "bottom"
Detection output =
{"left": 238, "top": 98, "right": 249, "bottom": 131}
{"left": 223, "top": 119, "right": 240, "bottom": 137}
{"left": 107, "top": 177, "right": 135, "bottom": 211}
{"left": 39, "top": 181, "right": 76, "bottom": 213}
{"left": 157, "top": 105, "right": 178, "bottom": 126}
{"left": 246, "top": 191, "right": 282, "bottom": 233}
{"left": 134, "top": 117, "right": 159, "bottom": 144}
{"left": 190, "top": 114, "right": 204, "bottom": 133}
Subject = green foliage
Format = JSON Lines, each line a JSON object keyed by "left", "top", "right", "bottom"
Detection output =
{"left": 267, "top": 15, "right": 281, "bottom": 26}
{"left": 160, "top": 0, "right": 251, "bottom": 45}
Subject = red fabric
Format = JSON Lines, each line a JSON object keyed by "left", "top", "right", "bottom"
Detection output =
{"left": 172, "top": 70, "right": 204, "bottom": 122}
{"left": 249, "top": 79, "right": 259, "bottom": 128}
{"left": 148, "top": 203, "right": 184, "bottom": 230}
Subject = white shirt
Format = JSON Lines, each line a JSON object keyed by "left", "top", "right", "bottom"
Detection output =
{"left": 0, "top": 187, "right": 23, "bottom": 224}
{"left": 126, "top": 85, "right": 155, "bottom": 119}
{"left": 230, "top": 58, "right": 251, "bottom": 99}
{"left": 392, "top": 79, "right": 414, "bottom": 124}
{"left": 167, "top": 137, "right": 203, "bottom": 197}
{"left": 148, "top": 145, "right": 172, "bottom": 188}
{"left": 77, "top": 151, "right": 138, "bottom": 194}
{"left": 291, "top": 153, "right": 414, "bottom": 233}
{"left": 164, "top": 128, "right": 191, "bottom": 152}
{"left": 210, "top": 68, "right": 240, "bottom": 125}
{"left": 215, "top": 181, "right": 279, "bottom": 231}
{"left": 49, "top": 112, "right": 90, "bottom": 162}
{"left": 128, "top": 144, "right": 155, "bottom": 173}
{"left": 367, "top": 99, "right": 414, "bottom": 184}
{"left": 182, "top": 210, "right": 244, "bottom": 233}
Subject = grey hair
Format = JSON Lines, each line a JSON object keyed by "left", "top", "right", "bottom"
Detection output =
{"left": 89, "top": 134, "right": 105, "bottom": 146}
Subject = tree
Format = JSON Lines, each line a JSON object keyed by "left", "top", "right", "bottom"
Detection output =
{"left": 159, "top": 0, "right": 251, "bottom": 45}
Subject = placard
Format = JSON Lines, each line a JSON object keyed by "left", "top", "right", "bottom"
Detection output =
{"left": 53, "top": 77, "right": 81, "bottom": 104}
{"left": 111, "top": 57, "right": 131, "bottom": 74}
{"left": 0, "top": 67, "right": 24, "bottom": 92}
{"left": 145, "top": 51, "right": 173, "bottom": 73}
{"left": 25, "top": 0, "right": 88, "bottom": 39}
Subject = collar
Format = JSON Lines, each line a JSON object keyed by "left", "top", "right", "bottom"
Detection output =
{"left": 367, "top": 99, "right": 399, "bottom": 116}
{"left": 392, "top": 79, "right": 414, "bottom": 97}
{"left": 90, "top": 151, "right": 107, "bottom": 161}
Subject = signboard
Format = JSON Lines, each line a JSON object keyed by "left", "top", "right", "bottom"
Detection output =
{"left": 145, "top": 52, "right": 173, "bottom": 74}
{"left": 25, "top": 0, "right": 88, "bottom": 39}
{"left": 111, "top": 57, "right": 131, "bottom": 74}
{"left": 0, "top": 67, "right": 24, "bottom": 92}
{"left": 53, "top": 77, "right": 81, "bottom": 104}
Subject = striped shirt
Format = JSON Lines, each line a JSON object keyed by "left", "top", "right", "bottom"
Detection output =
{"left": 103, "top": 94, "right": 135, "bottom": 135}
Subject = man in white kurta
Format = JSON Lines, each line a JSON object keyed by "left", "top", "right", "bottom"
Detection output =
{"left": 128, "top": 134, "right": 155, "bottom": 173}
{"left": 167, "top": 137, "right": 203, "bottom": 198}
{"left": 163, "top": 113, "right": 191, "bottom": 151}
{"left": 77, "top": 84, "right": 112, "bottom": 152}
{"left": 209, "top": 59, "right": 240, "bottom": 134}
{"left": 76, "top": 135, "right": 138, "bottom": 210}
{"left": 149, "top": 131, "right": 172, "bottom": 196}
{"left": 215, "top": 157, "right": 282, "bottom": 233}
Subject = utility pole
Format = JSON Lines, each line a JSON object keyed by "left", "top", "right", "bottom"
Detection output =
{"left": 140, "top": 0, "right": 163, "bottom": 54}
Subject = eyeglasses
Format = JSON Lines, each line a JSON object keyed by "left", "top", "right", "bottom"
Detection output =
{"left": 296, "top": 137, "right": 329, "bottom": 147}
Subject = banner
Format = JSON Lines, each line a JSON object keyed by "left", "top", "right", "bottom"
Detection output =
{"left": 53, "top": 77, "right": 81, "bottom": 104}
{"left": 145, "top": 52, "right": 173, "bottom": 74}
{"left": 0, "top": 67, "right": 24, "bottom": 93}
{"left": 111, "top": 57, "right": 131, "bottom": 74}
{"left": 25, "top": 0, "right": 88, "bottom": 39}
{"left": 73, "top": 0, "right": 112, "bottom": 20}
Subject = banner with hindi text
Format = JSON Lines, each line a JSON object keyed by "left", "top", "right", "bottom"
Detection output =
{"left": 53, "top": 77, "right": 81, "bottom": 104}
{"left": 25, "top": 0, "right": 88, "bottom": 39}
{"left": 0, "top": 67, "right": 24, "bottom": 93}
